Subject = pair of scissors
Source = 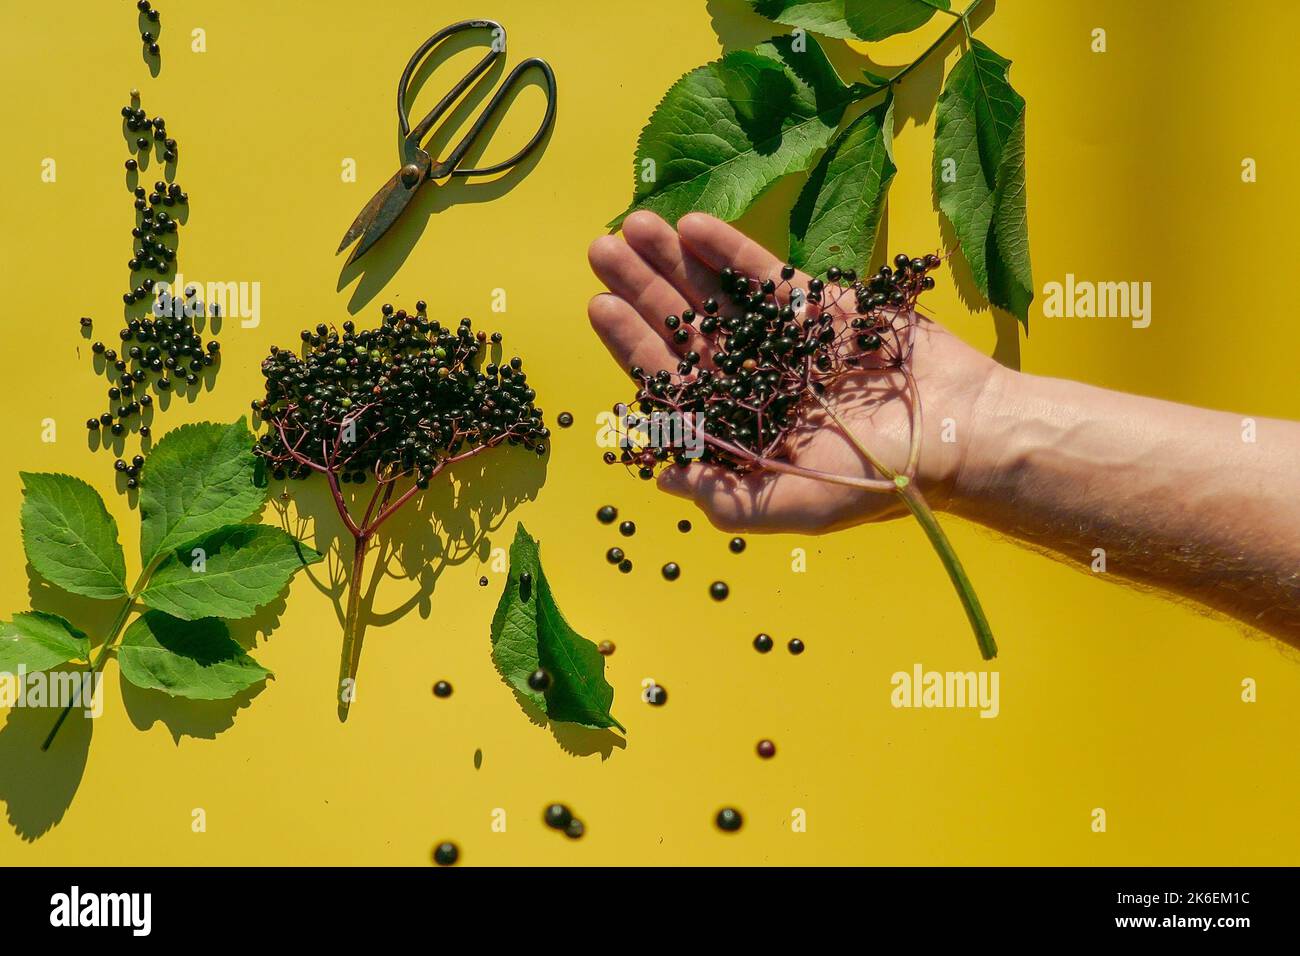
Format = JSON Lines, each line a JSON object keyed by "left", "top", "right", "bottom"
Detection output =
{"left": 338, "top": 19, "right": 558, "bottom": 266}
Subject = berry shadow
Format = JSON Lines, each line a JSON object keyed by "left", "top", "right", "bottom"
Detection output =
{"left": 336, "top": 40, "right": 556, "bottom": 313}
{"left": 270, "top": 442, "right": 548, "bottom": 701}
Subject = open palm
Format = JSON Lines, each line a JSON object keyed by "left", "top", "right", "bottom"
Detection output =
{"left": 588, "top": 211, "right": 999, "bottom": 533}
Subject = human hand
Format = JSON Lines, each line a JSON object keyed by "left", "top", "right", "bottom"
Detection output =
{"left": 588, "top": 211, "right": 1004, "bottom": 533}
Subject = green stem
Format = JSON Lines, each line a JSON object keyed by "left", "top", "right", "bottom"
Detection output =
{"left": 895, "top": 476, "right": 997, "bottom": 660}
{"left": 886, "top": 0, "right": 983, "bottom": 90}
{"left": 41, "top": 593, "right": 136, "bottom": 751}
{"left": 336, "top": 532, "right": 370, "bottom": 722}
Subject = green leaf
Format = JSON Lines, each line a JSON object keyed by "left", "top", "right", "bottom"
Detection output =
{"left": 140, "top": 524, "right": 323, "bottom": 621}
{"left": 789, "top": 93, "right": 897, "bottom": 277}
{"left": 139, "top": 419, "right": 268, "bottom": 567}
{"left": 490, "top": 525, "right": 624, "bottom": 732}
{"left": 117, "top": 610, "right": 270, "bottom": 700}
{"left": 750, "top": 0, "right": 950, "bottom": 41}
{"left": 933, "top": 39, "right": 1034, "bottom": 329}
{"left": 0, "top": 611, "right": 90, "bottom": 673}
{"left": 609, "top": 34, "right": 862, "bottom": 229}
{"left": 20, "top": 473, "right": 128, "bottom": 599}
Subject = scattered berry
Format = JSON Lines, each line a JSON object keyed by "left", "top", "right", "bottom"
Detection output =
{"left": 787, "top": 638, "right": 805, "bottom": 655}
{"left": 432, "top": 842, "right": 459, "bottom": 866}
{"left": 677, "top": 519, "right": 692, "bottom": 532}
{"left": 709, "top": 581, "right": 729, "bottom": 601}
{"left": 753, "top": 633, "right": 773, "bottom": 653}
{"left": 756, "top": 739, "right": 776, "bottom": 759}
{"left": 543, "top": 804, "right": 572, "bottom": 829}
{"left": 606, "top": 547, "right": 624, "bottom": 564}
{"left": 432, "top": 680, "right": 452, "bottom": 698}
{"left": 715, "top": 808, "right": 743, "bottom": 832}
{"left": 645, "top": 684, "right": 668, "bottom": 706}
{"left": 596, "top": 505, "right": 618, "bottom": 524}
{"left": 527, "top": 668, "right": 550, "bottom": 691}
{"left": 618, "top": 520, "right": 636, "bottom": 537}
{"left": 728, "top": 536, "right": 746, "bottom": 553}
{"left": 661, "top": 562, "right": 680, "bottom": 581}
{"left": 597, "top": 640, "right": 615, "bottom": 656}
{"left": 557, "top": 411, "right": 574, "bottom": 428}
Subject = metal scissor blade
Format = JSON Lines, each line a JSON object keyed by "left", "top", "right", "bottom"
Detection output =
{"left": 338, "top": 163, "right": 426, "bottom": 264}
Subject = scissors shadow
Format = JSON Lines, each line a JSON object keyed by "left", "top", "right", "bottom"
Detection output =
{"left": 336, "top": 65, "right": 557, "bottom": 314}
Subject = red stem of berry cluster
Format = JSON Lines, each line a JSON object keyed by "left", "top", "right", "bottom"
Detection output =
{"left": 264, "top": 411, "right": 526, "bottom": 720}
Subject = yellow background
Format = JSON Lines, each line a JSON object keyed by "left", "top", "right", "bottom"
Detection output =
{"left": 2, "top": 0, "right": 1298, "bottom": 866}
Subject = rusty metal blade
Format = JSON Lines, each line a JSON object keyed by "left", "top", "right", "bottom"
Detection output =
{"left": 338, "top": 169, "right": 405, "bottom": 254}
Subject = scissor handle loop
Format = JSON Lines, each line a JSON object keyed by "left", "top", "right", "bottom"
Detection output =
{"left": 432, "top": 57, "right": 557, "bottom": 179}
{"left": 398, "top": 20, "right": 505, "bottom": 144}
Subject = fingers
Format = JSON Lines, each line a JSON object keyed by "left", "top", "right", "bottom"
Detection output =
{"left": 587, "top": 293, "right": 679, "bottom": 375}
{"left": 677, "top": 212, "right": 812, "bottom": 292}
{"left": 588, "top": 233, "right": 692, "bottom": 355}
{"left": 621, "top": 211, "right": 721, "bottom": 313}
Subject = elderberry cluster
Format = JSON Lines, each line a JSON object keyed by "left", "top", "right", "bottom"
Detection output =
{"left": 253, "top": 303, "right": 547, "bottom": 488}
{"left": 606, "top": 254, "right": 942, "bottom": 479}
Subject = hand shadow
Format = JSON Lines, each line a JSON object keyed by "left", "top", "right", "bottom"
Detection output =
{"left": 272, "top": 442, "right": 548, "bottom": 718}
{"left": 336, "top": 37, "right": 557, "bottom": 313}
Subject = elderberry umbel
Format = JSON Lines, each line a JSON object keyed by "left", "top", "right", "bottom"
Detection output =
{"left": 253, "top": 305, "right": 547, "bottom": 486}
{"left": 252, "top": 303, "right": 546, "bottom": 719}
{"left": 604, "top": 254, "right": 941, "bottom": 480}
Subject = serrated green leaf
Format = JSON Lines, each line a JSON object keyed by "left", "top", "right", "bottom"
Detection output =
{"left": 0, "top": 611, "right": 90, "bottom": 673}
{"left": 750, "top": 0, "right": 950, "bottom": 41}
{"left": 490, "top": 525, "right": 624, "bottom": 732}
{"left": 19, "top": 473, "right": 128, "bottom": 599}
{"left": 140, "top": 524, "right": 323, "bottom": 621}
{"left": 609, "top": 34, "right": 862, "bottom": 229}
{"left": 138, "top": 419, "right": 268, "bottom": 567}
{"left": 117, "top": 610, "right": 270, "bottom": 700}
{"left": 790, "top": 93, "right": 897, "bottom": 277}
{"left": 933, "top": 39, "right": 1033, "bottom": 329}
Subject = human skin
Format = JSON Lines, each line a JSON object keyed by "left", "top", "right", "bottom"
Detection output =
{"left": 588, "top": 211, "right": 1300, "bottom": 646}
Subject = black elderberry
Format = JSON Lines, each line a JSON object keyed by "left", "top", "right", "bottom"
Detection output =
{"left": 618, "top": 520, "right": 635, "bottom": 537}
{"left": 709, "top": 581, "right": 729, "bottom": 601}
{"left": 753, "top": 633, "right": 773, "bottom": 653}
{"left": 618, "top": 558, "right": 633, "bottom": 573}
{"left": 661, "top": 562, "right": 680, "bottom": 581}
{"left": 432, "top": 680, "right": 453, "bottom": 698}
{"left": 544, "top": 804, "right": 572, "bottom": 829}
{"left": 645, "top": 684, "right": 667, "bottom": 706}
{"left": 432, "top": 842, "right": 458, "bottom": 866}
{"left": 728, "top": 536, "right": 746, "bottom": 553}
{"left": 677, "top": 520, "right": 692, "bottom": 532}
{"left": 606, "top": 547, "right": 624, "bottom": 564}
{"left": 596, "top": 505, "right": 618, "bottom": 524}
{"left": 715, "top": 808, "right": 743, "bottom": 832}
{"left": 787, "top": 638, "right": 805, "bottom": 655}
{"left": 527, "top": 668, "right": 550, "bottom": 691}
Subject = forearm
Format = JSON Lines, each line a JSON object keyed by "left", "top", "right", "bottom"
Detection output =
{"left": 951, "top": 366, "right": 1300, "bottom": 642}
